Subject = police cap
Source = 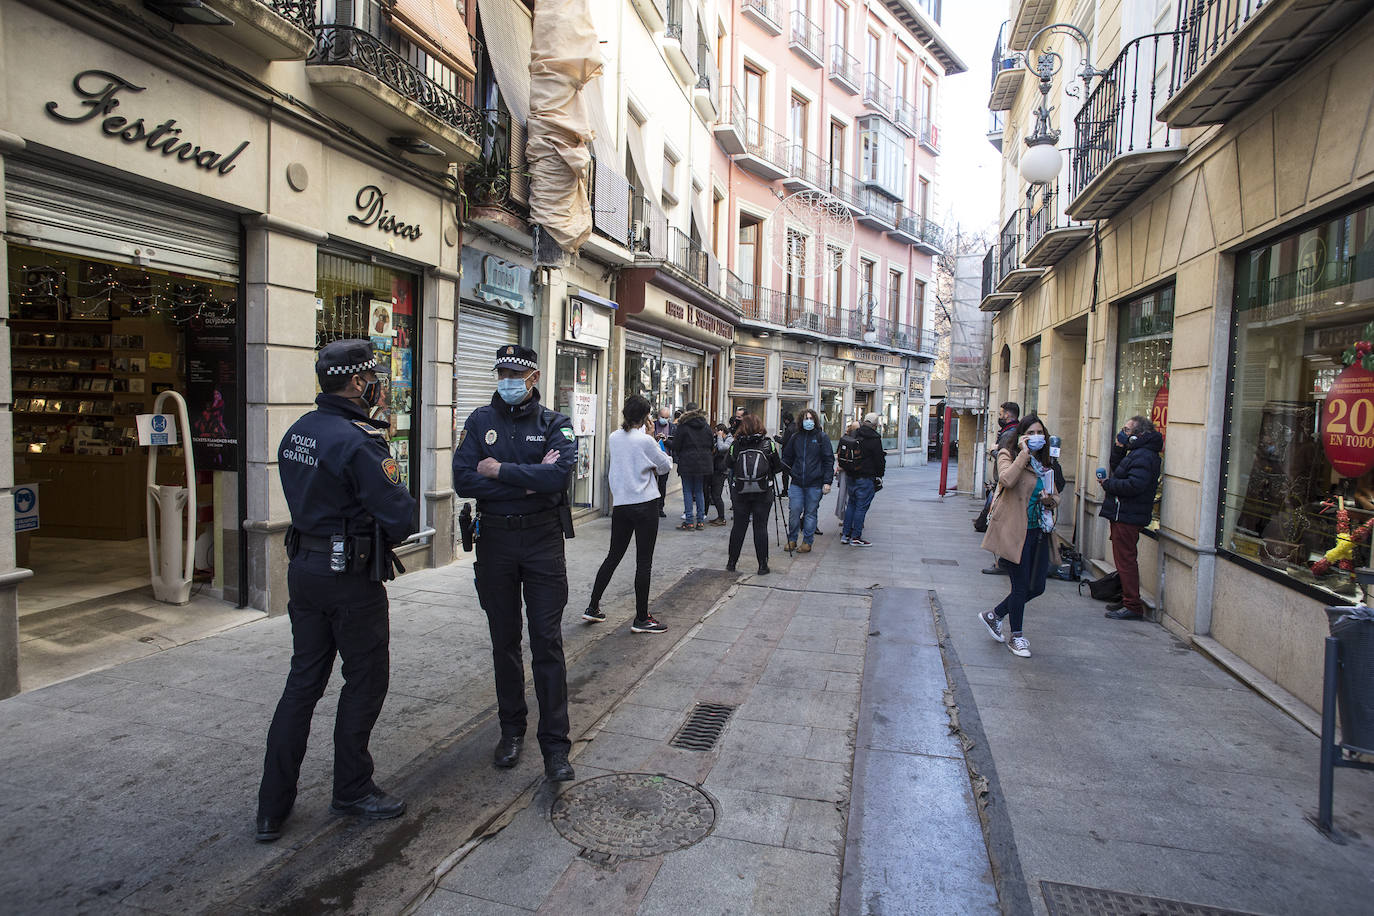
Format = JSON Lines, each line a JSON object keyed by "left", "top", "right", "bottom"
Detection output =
{"left": 494, "top": 344, "right": 538, "bottom": 371}
{"left": 316, "top": 339, "right": 378, "bottom": 381}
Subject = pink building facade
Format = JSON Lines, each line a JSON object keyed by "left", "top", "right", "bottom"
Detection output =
{"left": 715, "top": 0, "right": 963, "bottom": 457}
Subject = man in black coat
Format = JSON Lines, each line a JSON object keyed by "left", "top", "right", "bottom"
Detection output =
{"left": 840, "top": 412, "right": 886, "bottom": 547}
{"left": 1098, "top": 415, "right": 1164, "bottom": 620}
{"left": 671, "top": 402, "right": 715, "bottom": 528}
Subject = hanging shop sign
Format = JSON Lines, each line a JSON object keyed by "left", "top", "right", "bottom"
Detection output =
{"left": 1322, "top": 363, "right": 1374, "bottom": 478}
{"left": 460, "top": 248, "right": 534, "bottom": 315}
{"left": 835, "top": 346, "right": 902, "bottom": 368}
{"left": 348, "top": 185, "right": 422, "bottom": 241}
{"left": 44, "top": 70, "right": 250, "bottom": 176}
{"left": 566, "top": 296, "right": 611, "bottom": 348}
{"left": 686, "top": 304, "right": 735, "bottom": 342}
{"left": 781, "top": 360, "right": 810, "bottom": 392}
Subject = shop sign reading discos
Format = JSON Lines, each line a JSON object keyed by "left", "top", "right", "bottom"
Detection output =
{"left": 1322, "top": 364, "right": 1374, "bottom": 478}
{"left": 44, "top": 71, "right": 250, "bottom": 176}
{"left": 348, "top": 185, "right": 422, "bottom": 241}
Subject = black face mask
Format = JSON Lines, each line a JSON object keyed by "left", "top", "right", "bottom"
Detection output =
{"left": 360, "top": 376, "right": 381, "bottom": 408}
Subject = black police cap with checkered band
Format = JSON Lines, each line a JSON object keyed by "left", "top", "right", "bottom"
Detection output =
{"left": 316, "top": 339, "right": 378, "bottom": 378}
{"left": 493, "top": 344, "right": 538, "bottom": 371}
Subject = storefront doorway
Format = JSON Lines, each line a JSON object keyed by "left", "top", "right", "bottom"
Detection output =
{"left": 555, "top": 345, "right": 598, "bottom": 508}
{"left": 853, "top": 390, "right": 873, "bottom": 426}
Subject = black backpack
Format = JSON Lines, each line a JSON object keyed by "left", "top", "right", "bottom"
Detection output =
{"left": 731, "top": 441, "right": 774, "bottom": 494}
{"left": 836, "top": 435, "right": 862, "bottom": 474}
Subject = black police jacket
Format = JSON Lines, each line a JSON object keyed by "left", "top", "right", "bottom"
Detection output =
{"left": 453, "top": 387, "right": 577, "bottom": 514}
{"left": 278, "top": 394, "right": 418, "bottom": 544}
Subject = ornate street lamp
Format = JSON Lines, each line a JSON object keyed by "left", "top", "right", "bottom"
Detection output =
{"left": 1018, "top": 23, "right": 1103, "bottom": 186}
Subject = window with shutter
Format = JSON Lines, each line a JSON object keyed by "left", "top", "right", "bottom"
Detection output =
{"left": 732, "top": 352, "right": 768, "bottom": 389}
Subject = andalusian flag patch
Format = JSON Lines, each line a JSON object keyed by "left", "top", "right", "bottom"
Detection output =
{"left": 561, "top": 427, "right": 574, "bottom": 439}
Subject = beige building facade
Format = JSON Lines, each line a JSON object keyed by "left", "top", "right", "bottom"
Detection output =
{"left": 983, "top": 0, "right": 1374, "bottom": 715}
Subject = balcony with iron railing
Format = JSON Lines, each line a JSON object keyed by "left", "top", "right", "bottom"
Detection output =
{"left": 980, "top": 245, "right": 1015, "bottom": 311}
{"left": 893, "top": 99, "right": 918, "bottom": 137}
{"left": 307, "top": 0, "right": 481, "bottom": 162}
{"left": 783, "top": 146, "right": 827, "bottom": 194}
{"left": 1008, "top": 0, "right": 1056, "bottom": 52}
{"left": 863, "top": 72, "right": 893, "bottom": 115}
{"left": 694, "top": 42, "right": 720, "bottom": 120}
{"left": 892, "top": 208, "right": 944, "bottom": 255}
{"left": 1160, "top": 0, "right": 1371, "bottom": 128}
{"left": 464, "top": 108, "right": 527, "bottom": 213}
{"left": 734, "top": 283, "right": 931, "bottom": 354}
{"left": 789, "top": 9, "right": 825, "bottom": 67}
{"left": 829, "top": 44, "right": 861, "bottom": 94}
{"left": 741, "top": 0, "right": 783, "bottom": 34}
{"left": 737, "top": 116, "right": 791, "bottom": 181}
{"left": 918, "top": 117, "right": 940, "bottom": 154}
{"left": 826, "top": 165, "right": 865, "bottom": 214}
{"left": 630, "top": 194, "right": 669, "bottom": 261}
{"left": 1023, "top": 177, "right": 1091, "bottom": 269}
{"left": 664, "top": 0, "right": 698, "bottom": 83}
{"left": 994, "top": 209, "right": 1045, "bottom": 295}
{"left": 988, "top": 110, "right": 1005, "bottom": 152}
{"left": 714, "top": 86, "right": 746, "bottom": 155}
{"left": 858, "top": 190, "right": 897, "bottom": 229}
{"left": 988, "top": 20, "right": 1024, "bottom": 111}
{"left": 1066, "top": 31, "right": 1187, "bottom": 221}
{"left": 200, "top": 0, "right": 315, "bottom": 59}
{"left": 588, "top": 157, "right": 635, "bottom": 258}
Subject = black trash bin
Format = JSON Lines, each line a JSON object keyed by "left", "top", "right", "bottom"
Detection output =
{"left": 1325, "top": 605, "right": 1374, "bottom": 754}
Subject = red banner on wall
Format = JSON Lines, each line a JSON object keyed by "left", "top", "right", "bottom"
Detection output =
{"left": 1151, "top": 381, "right": 1169, "bottom": 446}
{"left": 1323, "top": 363, "right": 1374, "bottom": 478}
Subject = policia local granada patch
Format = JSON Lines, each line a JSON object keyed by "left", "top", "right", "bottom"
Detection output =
{"left": 382, "top": 457, "right": 402, "bottom": 484}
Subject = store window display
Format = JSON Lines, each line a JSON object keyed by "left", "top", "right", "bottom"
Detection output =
{"left": 1220, "top": 200, "right": 1374, "bottom": 600}
{"left": 1115, "top": 285, "right": 1174, "bottom": 527}
{"left": 316, "top": 252, "right": 418, "bottom": 495}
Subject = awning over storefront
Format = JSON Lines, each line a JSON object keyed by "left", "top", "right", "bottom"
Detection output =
{"left": 391, "top": 0, "right": 476, "bottom": 77}
{"left": 477, "top": 0, "right": 532, "bottom": 122}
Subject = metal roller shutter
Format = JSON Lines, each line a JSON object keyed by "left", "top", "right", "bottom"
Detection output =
{"left": 4, "top": 159, "right": 240, "bottom": 281}
{"left": 454, "top": 304, "right": 521, "bottom": 427}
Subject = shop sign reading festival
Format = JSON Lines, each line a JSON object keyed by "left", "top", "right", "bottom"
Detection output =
{"left": 45, "top": 70, "right": 250, "bottom": 176}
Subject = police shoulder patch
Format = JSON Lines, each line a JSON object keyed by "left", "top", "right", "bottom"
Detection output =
{"left": 382, "top": 457, "right": 402, "bottom": 484}
{"left": 352, "top": 420, "right": 386, "bottom": 438}
{"left": 560, "top": 427, "right": 574, "bottom": 440}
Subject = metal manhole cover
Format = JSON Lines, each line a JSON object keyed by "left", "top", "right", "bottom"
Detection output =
{"left": 551, "top": 773, "right": 717, "bottom": 857}
{"left": 1041, "top": 881, "right": 1261, "bottom": 916}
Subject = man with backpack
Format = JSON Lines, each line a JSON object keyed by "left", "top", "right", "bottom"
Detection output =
{"left": 837, "top": 413, "right": 885, "bottom": 547}
{"left": 725, "top": 413, "right": 783, "bottom": 575}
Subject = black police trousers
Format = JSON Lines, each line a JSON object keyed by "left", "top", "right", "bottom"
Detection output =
{"left": 473, "top": 519, "right": 571, "bottom": 757}
{"left": 258, "top": 565, "right": 390, "bottom": 819}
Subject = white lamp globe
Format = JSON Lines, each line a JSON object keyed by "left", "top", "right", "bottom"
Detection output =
{"left": 1020, "top": 140, "right": 1062, "bottom": 185}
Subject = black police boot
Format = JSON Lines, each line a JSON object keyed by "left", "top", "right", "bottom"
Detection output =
{"left": 330, "top": 790, "right": 405, "bottom": 820}
{"left": 493, "top": 734, "right": 524, "bottom": 768}
{"left": 544, "top": 752, "right": 575, "bottom": 782}
{"left": 255, "top": 813, "right": 285, "bottom": 843}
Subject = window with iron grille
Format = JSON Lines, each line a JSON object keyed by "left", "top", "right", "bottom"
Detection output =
{"left": 732, "top": 351, "right": 768, "bottom": 389}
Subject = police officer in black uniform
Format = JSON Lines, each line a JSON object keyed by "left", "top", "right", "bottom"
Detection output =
{"left": 255, "top": 339, "right": 419, "bottom": 842}
{"left": 453, "top": 345, "right": 578, "bottom": 782}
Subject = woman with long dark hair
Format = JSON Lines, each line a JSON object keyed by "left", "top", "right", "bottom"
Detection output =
{"left": 978, "top": 414, "right": 1059, "bottom": 658}
{"left": 584, "top": 396, "right": 673, "bottom": 632}
{"left": 726, "top": 413, "right": 783, "bottom": 575}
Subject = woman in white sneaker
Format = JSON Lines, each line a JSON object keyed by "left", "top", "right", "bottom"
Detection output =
{"left": 585, "top": 395, "right": 673, "bottom": 633}
{"left": 978, "top": 415, "right": 1059, "bottom": 658}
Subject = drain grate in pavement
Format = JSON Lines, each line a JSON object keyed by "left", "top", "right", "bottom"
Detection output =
{"left": 668, "top": 702, "right": 736, "bottom": 751}
{"left": 1041, "top": 882, "right": 1261, "bottom": 916}
{"left": 551, "top": 773, "right": 716, "bottom": 857}
{"left": 922, "top": 558, "right": 960, "bottom": 566}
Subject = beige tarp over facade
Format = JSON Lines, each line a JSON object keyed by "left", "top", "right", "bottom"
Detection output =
{"left": 527, "top": 0, "right": 601, "bottom": 252}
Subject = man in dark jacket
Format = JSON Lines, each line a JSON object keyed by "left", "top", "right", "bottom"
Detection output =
{"left": 840, "top": 412, "right": 886, "bottom": 547}
{"left": 781, "top": 408, "right": 834, "bottom": 552}
{"left": 776, "top": 413, "right": 797, "bottom": 493}
{"left": 671, "top": 403, "right": 715, "bottom": 529}
{"left": 1098, "top": 415, "right": 1164, "bottom": 620}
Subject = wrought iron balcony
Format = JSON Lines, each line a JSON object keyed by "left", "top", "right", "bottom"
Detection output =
{"left": 918, "top": 117, "right": 940, "bottom": 154}
{"left": 742, "top": 0, "right": 783, "bottom": 34}
{"left": 783, "top": 146, "right": 827, "bottom": 194}
{"left": 198, "top": 0, "right": 315, "bottom": 59}
{"left": 1161, "top": 0, "right": 1371, "bottom": 127}
{"left": 988, "top": 20, "right": 1024, "bottom": 111}
{"left": 714, "top": 87, "right": 746, "bottom": 154}
{"left": 737, "top": 117, "right": 791, "bottom": 181}
{"left": 789, "top": 10, "right": 825, "bottom": 68}
{"left": 630, "top": 194, "right": 669, "bottom": 261}
{"left": 980, "top": 246, "right": 1015, "bottom": 311}
{"left": 893, "top": 99, "right": 918, "bottom": 137}
{"left": 826, "top": 165, "right": 865, "bottom": 214}
{"left": 988, "top": 111, "right": 1005, "bottom": 152}
{"left": 664, "top": 0, "right": 698, "bottom": 82}
{"left": 464, "top": 108, "right": 527, "bottom": 211}
{"left": 994, "top": 209, "right": 1045, "bottom": 294}
{"left": 694, "top": 43, "right": 720, "bottom": 119}
{"left": 307, "top": 2, "right": 481, "bottom": 160}
{"left": 590, "top": 157, "right": 634, "bottom": 251}
{"left": 863, "top": 72, "right": 892, "bottom": 115}
{"left": 1067, "top": 32, "right": 1186, "bottom": 220}
{"left": 829, "top": 45, "right": 861, "bottom": 94}
{"left": 258, "top": 0, "right": 312, "bottom": 29}
{"left": 858, "top": 190, "right": 897, "bottom": 229}
{"left": 892, "top": 209, "right": 943, "bottom": 254}
{"left": 1023, "top": 178, "right": 1091, "bottom": 268}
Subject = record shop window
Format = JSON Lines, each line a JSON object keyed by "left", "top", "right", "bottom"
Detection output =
{"left": 1219, "top": 199, "right": 1374, "bottom": 600}
{"left": 1114, "top": 284, "right": 1174, "bottom": 529}
{"left": 316, "top": 252, "right": 419, "bottom": 497}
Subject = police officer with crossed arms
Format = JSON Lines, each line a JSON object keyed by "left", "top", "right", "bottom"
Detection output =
{"left": 454, "top": 345, "right": 578, "bottom": 782}
{"left": 255, "top": 339, "right": 418, "bottom": 843}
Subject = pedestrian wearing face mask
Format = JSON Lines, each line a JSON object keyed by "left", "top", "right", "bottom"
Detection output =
{"left": 780, "top": 408, "right": 834, "bottom": 553}
{"left": 453, "top": 345, "right": 579, "bottom": 783}
{"left": 1098, "top": 416, "right": 1164, "bottom": 621}
{"left": 978, "top": 414, "right": 1059, "bottom": 659}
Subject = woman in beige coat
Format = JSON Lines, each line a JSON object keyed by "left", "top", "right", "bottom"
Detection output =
{"left": 979, "top": 415, "right": 1059, "bottom": 658}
